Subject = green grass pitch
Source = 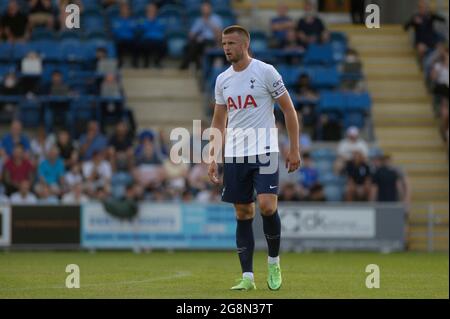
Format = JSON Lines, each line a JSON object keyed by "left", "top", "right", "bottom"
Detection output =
{"left": 0, "top": 251, "right": 448, "bottom": 299}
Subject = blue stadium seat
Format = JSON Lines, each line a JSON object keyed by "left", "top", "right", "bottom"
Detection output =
{"left": 86, "top": 39, "right": 117, "bottom": 59}
{"left": 216, "top": 9, "right": 236, "bottom": 27}
{"left": 310, "top": 148, "right": 337, "bottom": 162}
{"left": 304, "top": 44, "right": 334, "bottom": 65}
{"left": 158, "top": 6, "right": 185, "bottom": 31}
{"left": 319, "top": 172, "right": 346, "bottom": 187}
{"left": 310, "top": 66, "right": 340, "bottom": 89}
{"left": 31, "top": 40, "right": 63, "bottom": 62}
{"left": 12, "top": 43, "right": 33, "bottom": 61}
{"left": 30, "top": 27, "right": 56, "bottom": 41}
{"left": 318, "top": 91, "right": 346, "bottom": 113}
{"left": 345, "top": 92, "right": 372, "bottom": 112}
{"left": 324, "top": 185, "right": 343, "bottom": 201}
{"left": 19, "top": 99, "right": 42, "bottom": 128}
{"left": 68, "top": 95, "right": 100, "bottom": 135}
{"left": 167, "top": 31, "right": 187, "bottom": 58}
{"left": 343, "top": 112, "right": 365, "bottom": 129}
{"left": 250, "top": 31, "right": 268, "bottom": 53}
{"left": 183, "top": 0, "right": 203, "bottom": 11}
{"left": 315, "top": 159, "right": 334, "bottom": 175}
{"left": 58, "top": 29, "right": 83, "bottom": 40}
{"left": 82, "top": 14, "right": 106, "bottom": 30}
{"left": 0, "top": 42, "right": 13, "bottom": 62}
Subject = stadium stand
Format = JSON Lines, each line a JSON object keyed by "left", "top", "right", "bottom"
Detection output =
{"left": 0, "top": 0, "right": 447, "bottom": 251}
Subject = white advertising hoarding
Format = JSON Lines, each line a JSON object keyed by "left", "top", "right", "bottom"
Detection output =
{"left": 0, "top": 204, "right": 11, "bottom": 246}
{"left": 280, "top": 207, "right": 376, "bottom": 238}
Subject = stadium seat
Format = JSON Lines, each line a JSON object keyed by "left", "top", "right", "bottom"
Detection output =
{"left": 216, "top": 9, "right": 236, "bottom": 27}
{"left": 158, "top": 5, "right": 185, "bottom": 32}
{"left": 317, "top": 91, "right": 346, "bottom": 114}
{"left": 30, "top": 27, "right": 56, "bottom": 41}
{"left": 249, "top": 31, "right": 269, "bottom": 53}
{"left": 345, "top": 92, "right": 372, "bottom": 112}
{"left": 167, "top": 31, "right": 187, "bottom": 58}
{"left": 310, "top": 148, "right": 337, "bottom": 162}
{"left": 310, "top": 66, "right": 340, "bottom": 89}
{"left": 31, "top": 40, "right": 63, "bottom": 62}
{"left": 19, "top": 99, "right": 42, "bottom": 128}
{"left": 324, "top": 185, "right": 343, "bottom": 201}
{"left": 0, "top": 43, "right": 13, "bottom": 62}
{"left": 304, "top": 44, "right": 334, "bottom": 65}
{"left": 315, "top": 159, "right": 334, "bottom": 175}
{"left": 343, "top": 112, "right": 365, "bottom": 129}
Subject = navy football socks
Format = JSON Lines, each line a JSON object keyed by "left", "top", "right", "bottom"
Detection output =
{"left": 236, "top": 218, "right": 255, "bottom": 273}
{"left": 262, "top": 210, "right": 281, "bottom": 258}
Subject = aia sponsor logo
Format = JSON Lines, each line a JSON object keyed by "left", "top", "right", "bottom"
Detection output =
{"left": 227, "top": 95, "right": 257, "bottom": 111}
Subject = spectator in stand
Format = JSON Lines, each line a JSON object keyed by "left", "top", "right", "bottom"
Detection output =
{"left": 21, "top": 51, "right": 43, "bottom": 95}
{"left": 315, "top": 114, "right": 342, "bottom": 141}
{"left": 404, "top": 0, "right": 446, "bottom": 62}
{"left": 28, "top": 0, "right": 55, "bottom": 30}
{"left": 37, "top": 183, "right": 59, "bottom": 204}
{"left": 0, "top": 72, "right": 22, "bottom": 95}
{"left": 30, "top": 125, "right": 55, "bottom": 164}
{"left": 343, "top": 150, "right": 371, "bottom": 202}
{"left": 108, "top": 120, "right": 134, "bottom": 166}
{"left": 296, "top": 0, "right": 328, "bottom": 47}
{"left": 298, "top": 152, "right": 325, "bottom": 201}
{"left": 179, "top": 1, "right": 223, "bottom": 70}
{"left": 100, "top": 73, "right": 122, "bottom": 98}
{"left": 278, "top": 182, "right": 302, "bottom": 202}
{"left": 49, "top": 70, "right": 70, "bottom": 96}
{"left": 295, "top": 73, "right": 319, "bottom": 126}
{"left": 10, "top": 180, "right": 37, "bottom": 204}
{"left": 138, "top": 3, "right": 167, "bottom": 68}
{"left": 111, "top": 2, "right": 138, "bottom": 68}
{"left": 82, "top": 150, "right": 112, "bottom": 197}
{"left": 62, "top": 182, "right": 89, "bottom": 204}
{"left": 1, "top": 120, "right": 31, "bottom": 157}
{"left": 335, "top": 126, "right": 369, "bottom": 172}
{"left": 101, "top": 0, "right": 118, "bottom": 9}
{"left": 430, "top": 46, "right": 449, "bottom": 142}
{"left": 270, "top": 3, "right": 295, "bottom": 48}
{"left": 55, "top": 129, "right": 77, "bottom": 169}
{"left": 111, "top": 151, "right": 134, "bottom": 199}
{"left": 350, "top": 0, "right": 365, "bottom": 25}
{"left": 2, "top": 144, "right": 35, "bottom": 196}
{"left": 64, "top": 163, "right": 83, "bottom": 191}
{"left": 188, "top": 162, "right": 212, "bottom": 196}
{"left": 78, "top": 121, "right": 108, "bottom": 161}
{"left": 133, "top": 135, "right": 166, "bottom": 192}
{"left": 36, "top": 145, "right": 65, "bottom": 196}
{"left": 370, "top": 154, "right": 402, "bottom": 202}
{"left": 1, "top": 0, "right": 29, "bottom": 42}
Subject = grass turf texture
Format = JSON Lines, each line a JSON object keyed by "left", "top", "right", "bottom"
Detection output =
{"left": 0, "top": 251, "right": 448, "bottom": 299}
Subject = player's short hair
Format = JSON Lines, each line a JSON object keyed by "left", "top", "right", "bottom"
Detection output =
{"left": 222, "top": 25, "right": 250, "bottom": 42}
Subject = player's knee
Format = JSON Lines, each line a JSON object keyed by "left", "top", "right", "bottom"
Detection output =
{"left": 258, "top": 200, "right": 277, "bottom": 216}
{"left": 235, "top": 204, "right": 254, "bottom": 220}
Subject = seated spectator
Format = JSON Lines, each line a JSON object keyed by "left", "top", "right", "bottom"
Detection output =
{"left": 96, "top": 47, "right": 118, "bottom": 75}
{"left": 1, "top": 120, "right": 31, "bottom": 157}
{"left": 283, "top": 28, "right": 305, "bottom": 53}
{"left": 100, "top": 73, "right": 122, "bottom": 98}
{"left": 21, "top": 51, "right": 43, "bottom": 95}
{"left": 270, "top": 3, "right": 295, "bottom": 48}
{"left": 111, "top": 2, "right": 138, "bottom": 68}
{"left": 278, "top": 182, "right": 302, "bottom": 201}
{"left": 0, "top": 72, "right": 22, "bottom": 95}
{"left": 404, "top": 0, "right": 446, "bottom": 61}
{"left": 350, "top": 0, "right": 366, "bottom": 25}
{"left": 36, "top": 145, "right": 65, "bottom": 195}
{"left": 295, "top": 73, "right": 319, "bottom": 126}
{"left": 28, "top": 0, "right": 55, "bottom": 30}
{"left": 315, "top": 114, "right": 342, "bottom": 141}
{"left": 108, "top": 121, "right": 134, "bottom": 166}
{"left": 1, "top": 0, "right": 29, "bottom": 42}
{"left": 298, "top": 152, "right": 325, "bottom": 201}
{"left": 78, "top": 121, "right": 108, "bottom": 161}
{"left": 10, "top": 180, "right": 37, "bottom": 204}
{"left": 370, "top": 154, "right": 401, "bottom": 202}
{"left": 30, "top": 125, "right": 55, "bottom": 164}
{"left": 49, "top": 70, "right": 70, "bottom": 96}
{"left": 64, "top": 162, "right": 83, "bottom": 191}
{"left": 340, "top": 48, "right": 366, "bottom": 91}
{"left": 111, "top": 151, "right": 133, "bottom": 199}
{"left": 133, "top": 137, "right": 166, "bottom": 192}
{"left": 179, "top": 1, "right": 223, "bottom": 70}
{"left": 343, "top": 150, "right": 371, "bottom": 201}
{"left": 138, "top": 3, "right": 167, "bottom": 68}
{"left": 296, "top": 0, "right": 328, "bottom": 46}
{"left": 82, "top": 150, "right": 112, "bottom": 197}
{"left": 56, "top": 129, "right": 77, "bottom": 169}
{"left": 62, "top": 182, "right": 89, "bottom": 204}
{"left": 188, "top": 162, "right": 211, "bottom": 195}
{"left": 37, "top": 183, "right": 59, "bottom": 204}
{"left": 335, "top": 126, "right": 369, "bottom": 172}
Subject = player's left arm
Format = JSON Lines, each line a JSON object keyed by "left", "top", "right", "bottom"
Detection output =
{"left": 277, "top": 92, "right": 301, "bottom": 173}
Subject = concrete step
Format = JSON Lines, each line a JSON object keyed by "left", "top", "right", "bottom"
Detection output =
{"left": 372, "top": 95, "right": 431, "bottom": 103}
{"left": 349, "top": 34, "right": 411, "bottom": 46}
{"left": 374, "top": 103, "right": 433, "bottom": 116}
{"left": 373, "top": 116, "right": 438, "bottom": 126}
{"left": 393, "top": 156, "right": 449, "bottom": 166}
{"left": 367, "top": 81, "right": 428, "bottom": 94}
{"left": 129, "top": 100, "right": 204, "bottom": 122}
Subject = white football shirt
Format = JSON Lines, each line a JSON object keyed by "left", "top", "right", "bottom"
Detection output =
{"left": 215, "top": 59, "right": 287, "bottom": 157}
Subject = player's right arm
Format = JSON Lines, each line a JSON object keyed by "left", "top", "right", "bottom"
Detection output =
{"left": 208, "top": 104, "right": 227, "bottom": 184}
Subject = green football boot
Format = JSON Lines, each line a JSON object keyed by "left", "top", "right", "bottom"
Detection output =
{"left": 267, "top": 263, "right": 282, "bottom": 290}
{"left": 230, "top": 277, "right": 257, "bottom": 291}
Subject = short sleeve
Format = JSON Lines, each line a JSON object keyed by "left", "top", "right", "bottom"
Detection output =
{"left": 265, "top": 65, "right": 287, "bottom": 99}
{"left": 214, "top": 75, "right": 226, "bottom": 106}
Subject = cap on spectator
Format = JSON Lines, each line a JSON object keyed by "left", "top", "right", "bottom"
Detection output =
{"left": 139, "top": 130, "right": 154, "bottom": 142}
{"left": 346, "top": 126, "right": 359, "bottom": 137}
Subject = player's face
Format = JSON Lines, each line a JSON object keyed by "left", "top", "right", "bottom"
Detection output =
{"left": 222, "top": 33, "right": 247, "bottom": 63}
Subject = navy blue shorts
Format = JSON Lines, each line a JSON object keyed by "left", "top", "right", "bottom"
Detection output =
{"left": 221, "top": 152, "right": 279, "bottom": 204}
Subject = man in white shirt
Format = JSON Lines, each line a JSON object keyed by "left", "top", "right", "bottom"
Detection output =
{"left": 208, "top": 25, "right": 301, "bottom": 291}
{"left": 10, "top": 180, "right": 38, "bottom": 205}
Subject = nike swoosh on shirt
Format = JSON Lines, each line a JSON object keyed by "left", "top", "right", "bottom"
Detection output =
{"left": 269, "top": 186, "right": 278, "bottom": 189}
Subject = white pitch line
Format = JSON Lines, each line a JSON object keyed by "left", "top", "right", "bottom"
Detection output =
{"left": 0, "top": 271, "right": 192, "bottom": 291}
